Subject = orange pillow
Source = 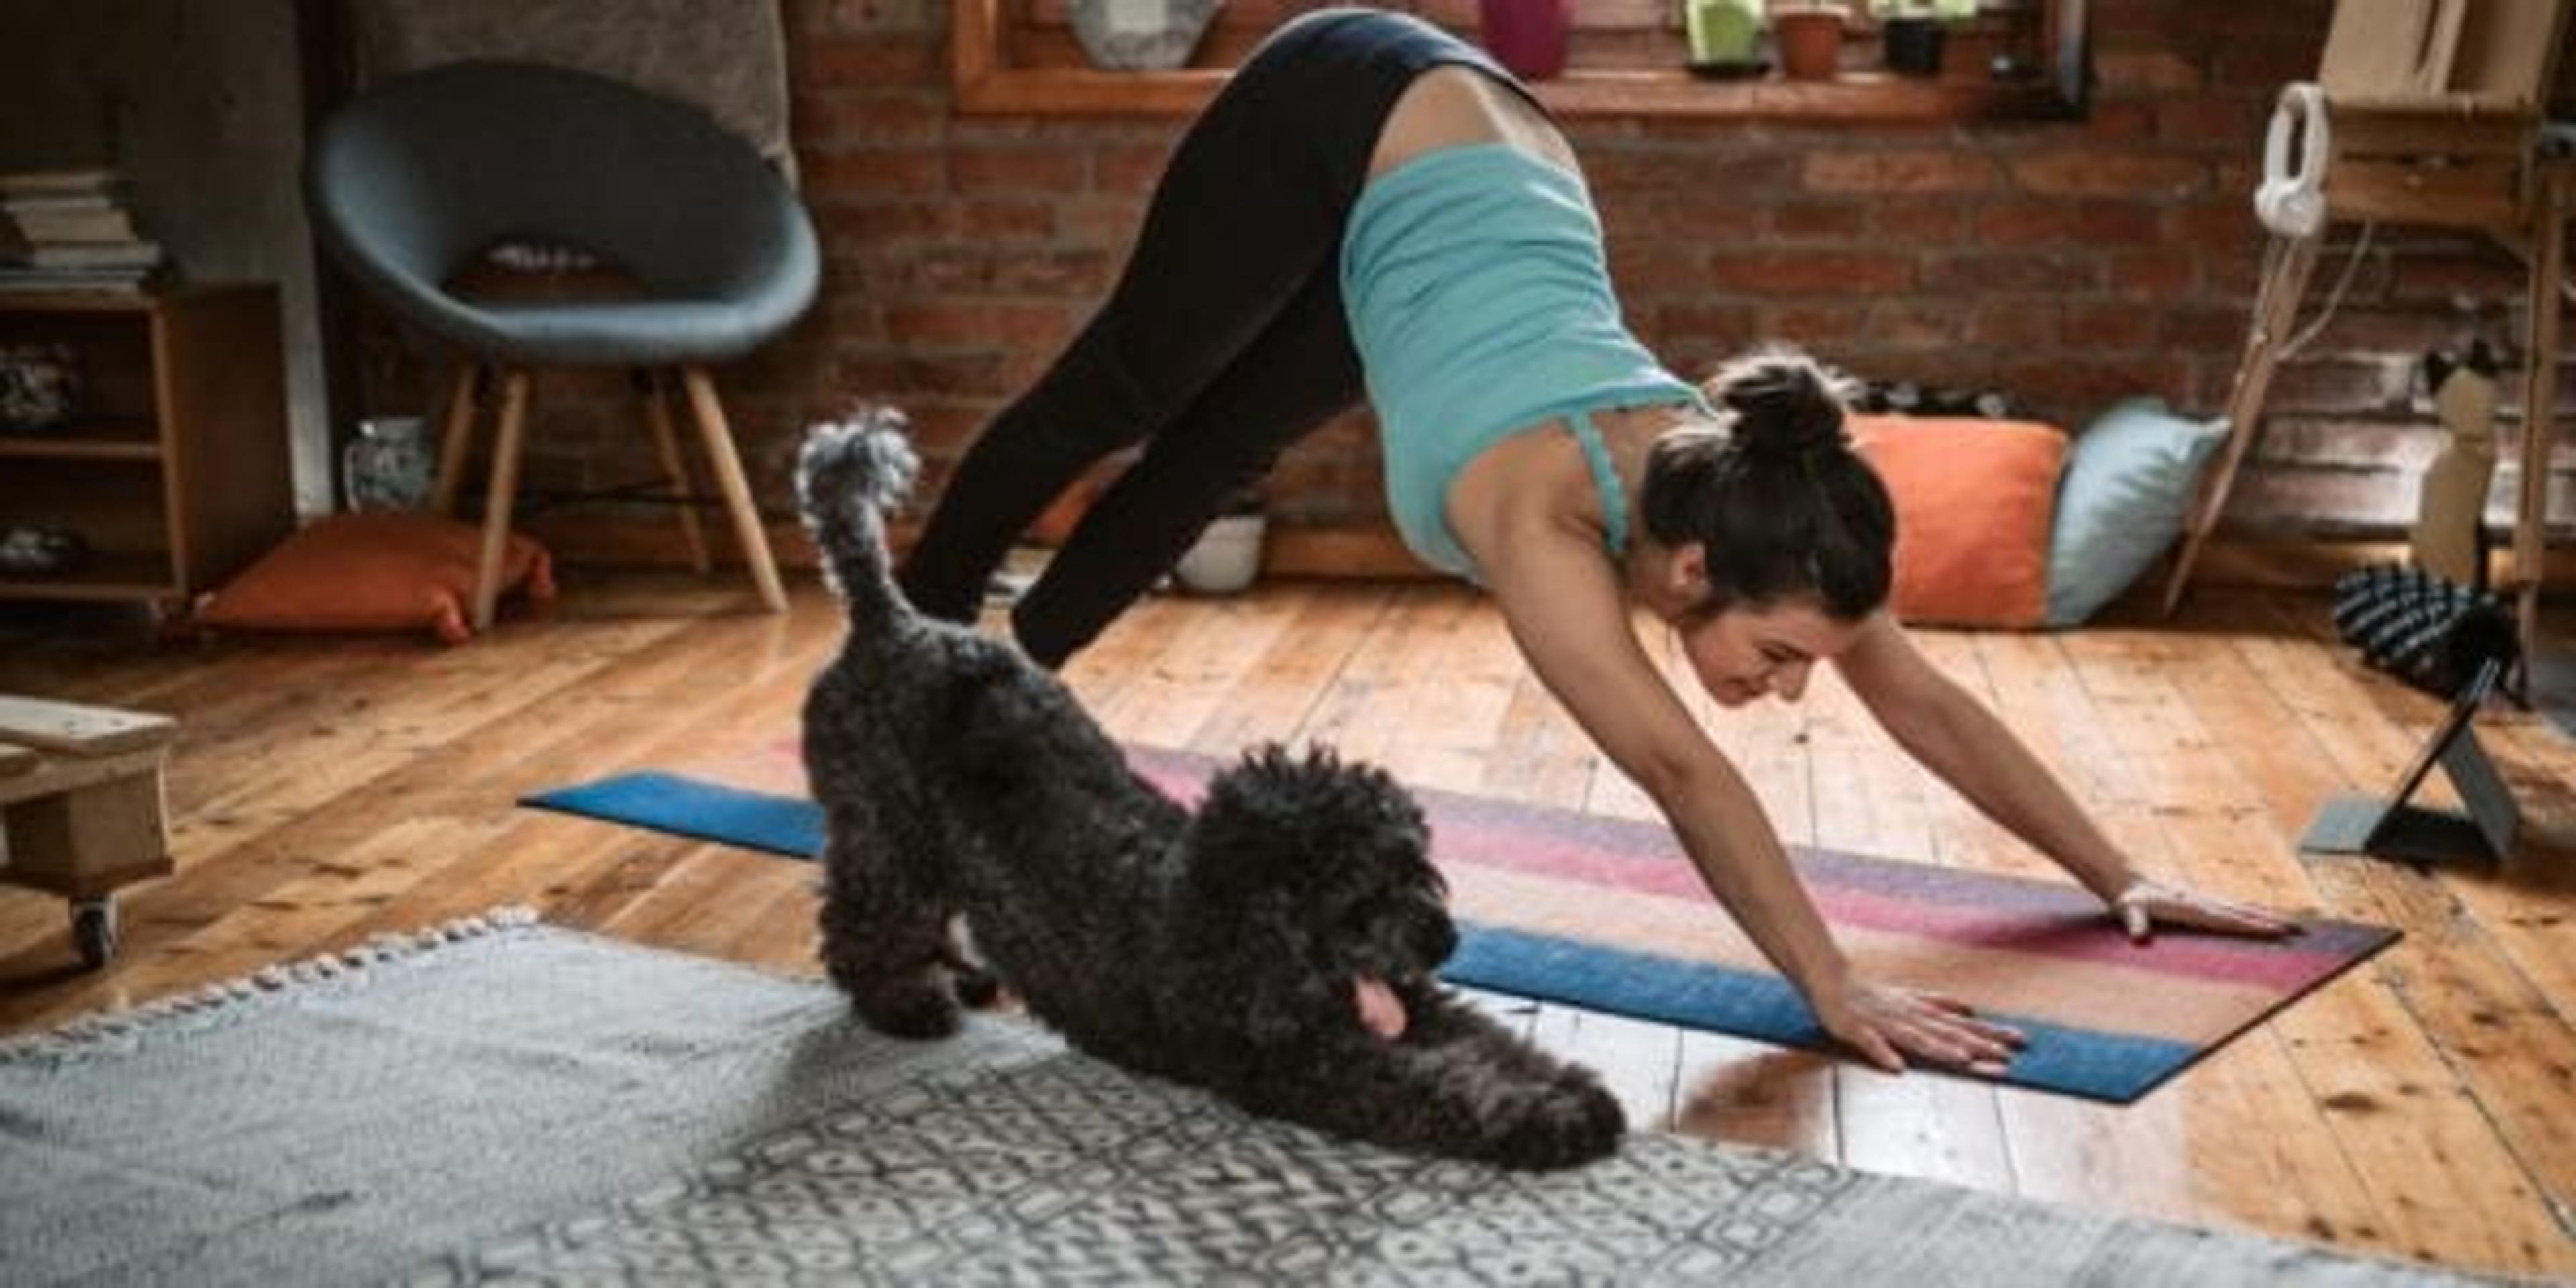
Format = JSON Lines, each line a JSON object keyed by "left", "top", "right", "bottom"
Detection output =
{"left": 1849, "top": 415, "right": 2065, "bottom": 629}
{"left": 199, "top": 513, "right": 555, "bottom": 644}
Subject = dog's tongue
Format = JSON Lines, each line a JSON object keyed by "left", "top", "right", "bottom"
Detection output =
{"left": 1353, "top": 975, "right": 1407, "bottom": 1040}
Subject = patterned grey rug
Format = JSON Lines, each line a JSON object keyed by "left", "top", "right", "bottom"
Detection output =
{"left": 0, "top": 912, "right": 2465, "bottom": 1286}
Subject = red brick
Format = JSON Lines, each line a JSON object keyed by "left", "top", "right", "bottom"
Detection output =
{"left": 814, "top": 201, "right": 948, "bottom": 243}
{"left": 801, "top": 149, "right": 949, "bottom": 202}
{"left": 1979, "top": 201, "right": 2158, "bottom": 246}
{"left": 2106, "top": 250, "right": 2199, "bottom": 298}
{"left": 993, "top": 250, "right": 1116, "bottom": 297}
{"left": 1585, "top": 151, "right": 1800, "bottom": 195}
{"left": 883, "top": 301, "right": 1075, "bottom": 349}
{"left": 2009, "top": 150, "right": 2207, "bottom": 199}
{"left": 1864, "top": 202, "right": 1970, "bottom": 245}
{"left": 1801, "top": 150, "right": 2001, "bottom": 196}
{"left": 1996, "top": 354, "right": 2195, "bottom": 419}
{"left": 1969, "top": 300, "right": 2062, "bottom": 349}
{"left": 796, "top": 91, "right": 948, "bottom": 147}
{"left": 1864, "top": 300, "right": 1970, "bottom": 350}
{"left": 1758, "top": 304, "right": 1873, "bottom": 350}
{"left": 834, "top": 350, "right": 1018, "bottom": 399}
{"left": 2094, "top": 48, "right": 2203, "bottom": 94}
{"left": 1709, "top": 250, "right": 1915, "bottom": 295}
{"left": 951, "top": 146, "right": 1089, "bottom": 195}
{"left": 1919, "top": 251, "right": 2102, "bottom": 295}
{"left": 957, "top": 200, "right": 1059, "bottom": 242}
{"left": 802, "top": 32, "right": 943, "bottom": 85}
{"left": 1093, "top": 142, "right": 1179, "bottom": 194}
{"left": 1760, "top": 202, "right": 1870, "bottom": 242}
{"left": 2155, "top": 96, "right": 2263, "bottom": 147}
{"left": 2063, "top": 301, "right": 2162, "bottom": 350}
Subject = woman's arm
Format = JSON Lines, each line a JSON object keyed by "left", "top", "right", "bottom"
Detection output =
{"left": 1476, "top": 521, "right": 2023, "bottom": 1071}
{"left": 1833, "top": 613, "right": 2295, "bottom": 940}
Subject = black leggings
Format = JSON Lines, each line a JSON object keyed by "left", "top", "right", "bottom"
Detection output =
{"left": 896, "top": 9, "right": 1519, "bottom": 667}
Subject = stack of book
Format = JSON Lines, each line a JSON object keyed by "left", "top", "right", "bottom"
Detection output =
{"left": 0, "top": 169, "right": 164, "bottom": 294}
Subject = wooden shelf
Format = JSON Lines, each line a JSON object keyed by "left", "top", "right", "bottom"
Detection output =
{"left": 0, "top": 286, "right": 291, "bottom": 610}
{"left": 0, "top": 422, "right": 162, "bottom": 462}
{"left": 0, "top": 551, "right": 176, "bottom": 602}
{"left": 953, "top": 1, "right": 2088, "bottom": 121}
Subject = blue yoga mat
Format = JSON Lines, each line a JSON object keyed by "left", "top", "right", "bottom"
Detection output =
{"left": 521, "top": 770, "right": 2388, "bottom": 1103}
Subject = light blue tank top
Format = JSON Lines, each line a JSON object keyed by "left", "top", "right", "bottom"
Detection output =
{"left": 1340, "top": 142, "right": 1706, "bottom": 579}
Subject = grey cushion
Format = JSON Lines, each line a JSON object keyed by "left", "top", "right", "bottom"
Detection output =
{"left": 305, "top": 60, "right": 818, "bottom": 366}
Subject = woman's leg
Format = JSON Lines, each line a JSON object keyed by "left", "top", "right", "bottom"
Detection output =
{"left": 898, "top": 10, "right": 1472, "bottom": 626}
{"left": 1010, "top": 266, "right": 1363, "bottom": 667}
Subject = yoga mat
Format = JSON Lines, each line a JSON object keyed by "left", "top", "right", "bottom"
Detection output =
{"left": 523, "top": 745, "right": 2399, "bottom": 1104}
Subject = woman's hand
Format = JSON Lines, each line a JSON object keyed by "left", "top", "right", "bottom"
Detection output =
{"left": 2111, "top": 877, "right": 2300, "bottom": 943}
{"left": 1814, "top": 978, "right": 2027, "bottom": 1075}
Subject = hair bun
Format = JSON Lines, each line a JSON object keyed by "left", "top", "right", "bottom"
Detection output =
{"left": 1712, "top": 348, "right": 1851, "bottom": 462}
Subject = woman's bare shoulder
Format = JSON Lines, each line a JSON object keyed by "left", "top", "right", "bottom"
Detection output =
{"left": 1371, "top": 67, "right": 1578, "bottom": 178}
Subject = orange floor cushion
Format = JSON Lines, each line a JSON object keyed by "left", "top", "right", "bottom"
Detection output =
{"left": 1849, "top": 415, "right": 2066, "bottom": 629}
{"left": 198, "top": 513, "right": 555, "bottom": 644}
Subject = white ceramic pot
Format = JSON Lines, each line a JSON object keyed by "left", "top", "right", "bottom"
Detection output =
{"left": 1173, "top": 513, "right": 1265, "bottom": 595}
{"left": 1068, "top": 0, "right": 1224, "bottom": 71}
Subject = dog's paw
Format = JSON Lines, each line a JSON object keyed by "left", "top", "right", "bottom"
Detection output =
{"left": 856, "top": 980, "right": 965, "bottom": 1040}
{"left": 1487, "top": 1075, "right": 1626, "bottom": 1171}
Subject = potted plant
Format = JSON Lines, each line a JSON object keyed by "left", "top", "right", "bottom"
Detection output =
{"left": 1769, "top": 1, "right": 1850, "bottom": 81}
{"left": 1173, "top": 488, "right": 1267, "bottom": 596}
{"left": 1872, "top": 0, "right": 1969, "bottom": 77}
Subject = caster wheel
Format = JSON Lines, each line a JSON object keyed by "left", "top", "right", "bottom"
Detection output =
{"left": 72, "top": 899, "right": 117, "bottom": 969}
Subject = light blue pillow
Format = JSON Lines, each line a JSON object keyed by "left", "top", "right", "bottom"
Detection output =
{"left": 2045, "top": 397, "right": 2230, "bottom": 626}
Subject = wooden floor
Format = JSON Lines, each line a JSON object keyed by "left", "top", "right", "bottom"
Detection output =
{"left": 3, "top": 574, "right": 2572, "bottom": 1278}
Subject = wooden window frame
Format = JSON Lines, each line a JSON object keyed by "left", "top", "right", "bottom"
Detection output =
{"left": 951, "top": 1, "right": 2088, "bottom": 121}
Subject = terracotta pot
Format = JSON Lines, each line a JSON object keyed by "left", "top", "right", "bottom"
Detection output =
{"left": 1772, "top": 7, "right": 1849, "bottom": 81}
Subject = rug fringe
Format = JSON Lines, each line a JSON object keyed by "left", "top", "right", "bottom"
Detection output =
{"left": 0, "top": 905, "right": 543, "bottom": 1064}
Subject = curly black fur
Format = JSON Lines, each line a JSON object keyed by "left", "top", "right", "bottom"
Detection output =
{"left": 795, "top": 410, "right": 1624, "bottom": 1171}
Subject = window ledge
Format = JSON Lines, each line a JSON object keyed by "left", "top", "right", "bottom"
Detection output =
{"left": 951, "top": 64, "right": 2076, "bottom": 122}
{"left": 951, "top": 2, "right": 2088, "bottom": 123}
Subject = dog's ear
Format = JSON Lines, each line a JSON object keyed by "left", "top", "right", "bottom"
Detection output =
{"left": 1188, "top": 887, "right": 1332, "bottom": 1046}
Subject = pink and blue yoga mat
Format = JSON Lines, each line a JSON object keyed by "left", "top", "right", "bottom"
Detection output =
{"left": 523, "top": 745, "right": 2396, "bottom": 1104}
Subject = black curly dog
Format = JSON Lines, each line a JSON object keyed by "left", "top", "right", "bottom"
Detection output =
{"left": 795, "top": 410, "right": 1623, "bottom": 1171}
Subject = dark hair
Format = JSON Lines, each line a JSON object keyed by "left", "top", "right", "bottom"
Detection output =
{"left": 1637, "top": 347, "right": 1895, "bottom": 621}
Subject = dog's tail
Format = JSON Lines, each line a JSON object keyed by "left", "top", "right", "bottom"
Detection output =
{"left": 795, "top": 405, "right": 918, "bottom": 629}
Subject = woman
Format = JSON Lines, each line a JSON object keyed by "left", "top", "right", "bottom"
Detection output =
{"left": 900, "top": 7, "right": 2293, "bottom": 1073}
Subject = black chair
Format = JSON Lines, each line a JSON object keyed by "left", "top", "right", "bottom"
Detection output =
{"left": 306, "top": 60, "right": 819, "bottom": 629}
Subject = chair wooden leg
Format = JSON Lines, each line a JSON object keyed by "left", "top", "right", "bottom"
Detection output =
{"left": 472, "top": 370, "right": 533, "bottom": 633}
{"left": 2514, "top": 168, "right": 2565, "bottom": 672}
{"left": 431, "top": 362, "right": 482, "bottom": 516}
{"left": 639, "top": 369, "right": 711, "bottom": 575}
{"left": 680, "top": 366, "right": 787, "bottom": 614}
{"left": 2161, "top": 232, "right": 2326, "bottom": 615}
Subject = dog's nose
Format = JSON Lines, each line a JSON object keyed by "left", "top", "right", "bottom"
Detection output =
{"left": 1417, "top": 914, "right": 1456, "bottom": 965}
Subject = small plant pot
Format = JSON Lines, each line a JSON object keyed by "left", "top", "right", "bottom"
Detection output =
{"left": 1882, "top": 15, "right": 1945, "bottom": 77}
{"left": 1479, "top": 0, "right": 1571, "bottom": 80}
{"left": 1772, "top": 7, "right": 1849, "bottom": 81}
{"left": 1173, "top": 513, "right": 1266, "bottom": 596}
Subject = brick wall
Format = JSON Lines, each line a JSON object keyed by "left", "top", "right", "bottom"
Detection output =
{"left": 365, "top": 0, "right": 2575, "bottom": 555}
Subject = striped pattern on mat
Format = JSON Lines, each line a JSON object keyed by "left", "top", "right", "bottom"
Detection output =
{"left": 520, "top": 742, "right": 2397, "bottom": 1104}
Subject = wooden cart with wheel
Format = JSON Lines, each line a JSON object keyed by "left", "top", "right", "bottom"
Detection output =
{"left": 0, "top": 696, "right": 176, "bottom": 969}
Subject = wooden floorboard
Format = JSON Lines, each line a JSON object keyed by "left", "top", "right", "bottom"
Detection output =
{"left": 0, "top": 573, "right": 2569, "bottom": 1277}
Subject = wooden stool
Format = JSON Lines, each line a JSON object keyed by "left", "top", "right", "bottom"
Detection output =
{"left": 0, "top": 696, "right": 178, "bottom": 968}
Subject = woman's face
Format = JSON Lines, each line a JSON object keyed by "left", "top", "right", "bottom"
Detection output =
{"left": 1641, "top": 543, "right": 1863, "bottom": 708}
{"left": 1678, "top": 600, "right": 1859, "bottom": 707}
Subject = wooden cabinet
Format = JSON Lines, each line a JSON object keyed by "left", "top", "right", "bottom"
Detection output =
{"left": 0, "top": 286, "right": 292, "bottom": 613}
